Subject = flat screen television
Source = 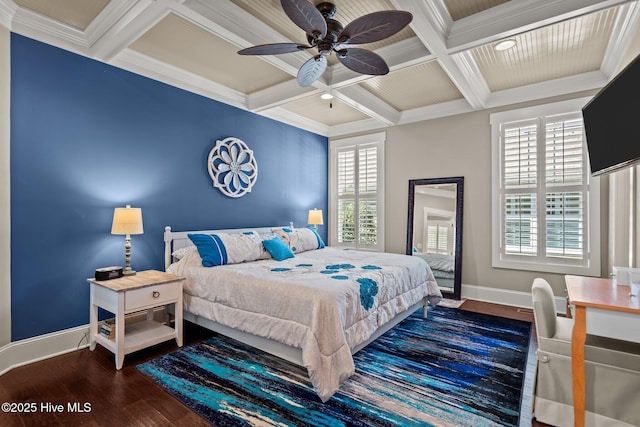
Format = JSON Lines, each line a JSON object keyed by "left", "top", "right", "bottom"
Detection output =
{"left": 582, "top": 53, "right": 640, "bottom": 176}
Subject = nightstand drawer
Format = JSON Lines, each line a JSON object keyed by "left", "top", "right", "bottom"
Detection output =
{"left": 125, "top": 282, "right": 178, "bottom": 310}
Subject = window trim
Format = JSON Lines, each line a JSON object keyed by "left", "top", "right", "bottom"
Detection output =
{"left": 490, "top": 97, "right": 601, "bottom": 275}
{"left": 329, "top": 132, "right": 385, "bottom": 251}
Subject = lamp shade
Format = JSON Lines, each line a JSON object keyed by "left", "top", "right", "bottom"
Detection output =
{"left": 307, "top": 209, "right": 323, "bottom": 226}
{"left": 111, "top": 205, "right": 144, "bottom": 235}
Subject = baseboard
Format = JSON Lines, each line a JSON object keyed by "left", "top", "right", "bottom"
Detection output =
{"left": 0, "top": 307, "right": 169, "bottom": 377}
{"left": 1, "top": 288, "right": 557, "bottom": 376}
{"left": 461, "top": 283, "right": 567, "bottom": 314}
{"left": 0, "top": 324, "right": 90, "bottom": 376}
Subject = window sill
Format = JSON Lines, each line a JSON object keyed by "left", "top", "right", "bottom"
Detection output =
{"left": 492, "top": 257, "right": 601, "bottom": 276}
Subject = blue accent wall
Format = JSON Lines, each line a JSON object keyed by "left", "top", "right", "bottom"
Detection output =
{"left": 10, "top": 34, "right": 328, "bottom": 341}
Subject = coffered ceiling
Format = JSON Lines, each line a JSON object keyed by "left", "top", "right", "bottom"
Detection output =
{"left": 1, "top": 0, "right": 639, "bottom": 137}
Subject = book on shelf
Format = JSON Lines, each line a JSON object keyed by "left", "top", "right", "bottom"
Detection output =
{"left": 99, "top": 318, "right": 115, "bottom": 340}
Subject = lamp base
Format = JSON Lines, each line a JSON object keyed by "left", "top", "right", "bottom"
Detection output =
{"left": 123, "top": 269, "right": 137, "bottom": 276}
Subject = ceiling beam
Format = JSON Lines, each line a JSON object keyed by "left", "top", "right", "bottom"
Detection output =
{"left": 247, "top": 80, "right": 315, "bottom": 112}
{"left": 336, "top": 85, "right": 401, "bottom": 126}
{"left": 447, "top": 0, "right": 636, "bottom": 53}
{"left": 91, "top": 0, "right": 171, "bottom": 62}
{"left": 393, "top": 0, "right": 490, "bottom": 110}
{"left": 183, "top": 0, "right": 310, "bottom": 78}
{"left": 328, "top": 37, "right": 433, "bottom": 87}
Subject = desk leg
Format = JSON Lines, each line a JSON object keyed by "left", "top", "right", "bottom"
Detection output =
{"left": 572, "top": 306, "right": 586, "bottom": 427}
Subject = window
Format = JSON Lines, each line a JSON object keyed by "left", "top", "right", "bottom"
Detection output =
{"left": 427, "top": 222, "right": 449, "bottom": 254}
{"left": 330, "top": 132, "right": 385, "bottom": 251}
{"left": 491, "top": 98, "right": 600, "bottom": 275}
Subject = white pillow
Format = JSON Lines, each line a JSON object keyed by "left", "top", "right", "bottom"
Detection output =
{"left": 273, "top": 227, "right": 325, "bottom": 253}
{"left": 172, "top": 246, "right": 196, "bottom": 260}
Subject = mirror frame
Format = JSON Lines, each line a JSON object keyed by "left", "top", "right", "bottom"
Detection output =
{"left": 406, "top": 176, "right": 464, "bottom": 300}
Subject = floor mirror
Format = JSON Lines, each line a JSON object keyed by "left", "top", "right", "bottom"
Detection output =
{"left": 406, "top": 177, "right": 464, "bottom": 300}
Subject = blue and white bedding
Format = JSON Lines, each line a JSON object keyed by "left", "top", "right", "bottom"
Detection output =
{"left": 168, "top": 246, "right": 441, "bottom": 402}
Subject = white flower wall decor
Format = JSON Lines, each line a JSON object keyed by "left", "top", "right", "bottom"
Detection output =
{"left": 208, "top": 137, "right": 258, "bottom": 198}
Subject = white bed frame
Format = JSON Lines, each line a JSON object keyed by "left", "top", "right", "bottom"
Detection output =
{"left": 164, "top": 225, "right": 428, "bottom": 367}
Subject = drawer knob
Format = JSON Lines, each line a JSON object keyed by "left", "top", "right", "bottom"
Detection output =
{"left": 152, "top": 291, "right": 160, "bottom": 298}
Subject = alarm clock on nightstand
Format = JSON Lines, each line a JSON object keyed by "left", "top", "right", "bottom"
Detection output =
{"left": 95, "top": 266, "right": 123, "bottom": 281}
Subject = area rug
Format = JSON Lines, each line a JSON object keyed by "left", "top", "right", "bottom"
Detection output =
{"left": 137, "top": 307, "right": 531, "bottom": 426}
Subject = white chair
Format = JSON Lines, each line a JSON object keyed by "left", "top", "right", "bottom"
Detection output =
{"left": 531, "top": 278, "right": 640, "bottom": 427}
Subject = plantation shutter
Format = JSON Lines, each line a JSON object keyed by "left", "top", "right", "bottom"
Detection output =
{"left": 503, "top": 121, "right": 538, "bottom": 257}
{"left": 336, "top": 148, "right": 356, "bottom": 244}
{"left": 358, "top": 146, "right": 378, "bottom": 246}
{"left": 334, "top": 142, "right": 381, "bottom": 249}
{"left": 544, "top": 116, "right": 585, "bottom": 260}
{"left": 427, "top": 223, "right": 449, "bottom": 254}
{"left": 500, "top": 113, "right": 588, "bottom": 266}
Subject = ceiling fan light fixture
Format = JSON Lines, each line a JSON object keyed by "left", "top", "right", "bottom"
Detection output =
{"left": 494, "top": 39, "right": 517, "bottom": 51}
{"left": 238, "top": 0, "right": 413, "bottom": 87}
{"left": 320, "top": 92, "right": 334, "bottom": 100}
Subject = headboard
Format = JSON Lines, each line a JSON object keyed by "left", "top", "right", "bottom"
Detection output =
{"left": 163, "top": 225, "right": 292, "bottom": 270}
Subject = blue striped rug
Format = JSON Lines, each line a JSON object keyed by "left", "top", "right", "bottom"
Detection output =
{"left": 138, "top": 307, "right": 531, "bottom": 426}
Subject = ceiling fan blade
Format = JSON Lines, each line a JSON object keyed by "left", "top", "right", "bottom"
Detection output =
{"left": 280, "top": 0, "right": 327, "bottom": 40}
{"left": 238, "top": 43, "right": 311, "bottom": 55}
{"left": 297, "top": 55, "right": 327, "bottom": 87}
{"left": 338, "top": 11, "right": 412, "bottom": 45}
{"left": 337, "top": 48, "right": 389, "bottom": 75}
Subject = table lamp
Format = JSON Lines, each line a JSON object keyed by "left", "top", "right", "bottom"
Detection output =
{"left": 111, "top": 205, "right": 144, "bottom": 276}
{"left": 308, "top": 208, "right": 323, "bottom": 229}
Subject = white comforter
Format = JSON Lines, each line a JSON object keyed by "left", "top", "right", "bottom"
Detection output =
{"left": 417, "top": 252, "right": 455, "bottom": 272}
{"left": 168, "top": 247, "right": 441, "bottom": 401}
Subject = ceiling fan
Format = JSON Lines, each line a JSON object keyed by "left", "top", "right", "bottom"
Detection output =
{"left": 237, "top": 0, "right": 413, "bottom": 87}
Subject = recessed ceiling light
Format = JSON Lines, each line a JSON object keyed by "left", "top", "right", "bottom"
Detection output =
{"left": 494, "top": 39, "right": 516, "bottom": 51}
{"left": 320, "top": 93, "right": 334, "bottom": 100}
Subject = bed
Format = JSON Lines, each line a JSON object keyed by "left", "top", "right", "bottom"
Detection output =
{"left": 415, "top": 252, "right": 455, "bottom": 289}
{"left": 164, "top": 225, "right": 442, "bottom": 402}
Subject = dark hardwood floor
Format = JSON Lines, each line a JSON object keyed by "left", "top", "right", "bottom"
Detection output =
{"left": 0, "top": 301, "right": 550, "bottom": 426}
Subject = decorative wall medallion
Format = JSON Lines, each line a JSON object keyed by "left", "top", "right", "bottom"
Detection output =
{"left": 208, "top": 137, "right": 258, "bottom": 198}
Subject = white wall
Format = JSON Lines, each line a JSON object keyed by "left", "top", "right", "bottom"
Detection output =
{"left": 0, "top": 25, "right": 11, "bottom": 346}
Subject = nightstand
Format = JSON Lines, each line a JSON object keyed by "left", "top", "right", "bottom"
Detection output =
{"left": 88, "top": 270, "right": 185, "bottom": 369}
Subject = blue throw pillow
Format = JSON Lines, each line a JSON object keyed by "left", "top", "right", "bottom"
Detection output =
{"left": 188, "top": 233, "right": 228, "bottom": 267}
{"left": 262, "top": 236, "right": 295, "bottom": 261}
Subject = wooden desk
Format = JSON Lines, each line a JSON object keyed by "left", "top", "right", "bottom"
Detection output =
{"left": 565, "top": 275, "right": 640, "bottom": 427}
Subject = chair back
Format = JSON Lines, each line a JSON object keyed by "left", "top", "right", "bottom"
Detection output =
{"left": 531, "top": 278, "right": 557, "bottom": 339}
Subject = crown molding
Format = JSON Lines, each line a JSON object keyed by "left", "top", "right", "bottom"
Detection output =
{"left": 111, "top": 48, "right": 247, "bottom": 109}
{"left": 0, "top": 0, "right": 16, "bottom": 30}
{"left": 486, "top": 71, "right": 605, "bottom": 109}
{"left": 399, "top": 99, "right": 475, "bottom": 125}
{"left": 328, "top": 117, "right": 387, "bottom": 138}
{"left": 107, "top": 30, "right": 329, "bottom": 136}
{"left": 259, "top": 106, "right": 329, "bottom": 137}
{"left": 11, "top": 6, "right": 88, "bottom": 53}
